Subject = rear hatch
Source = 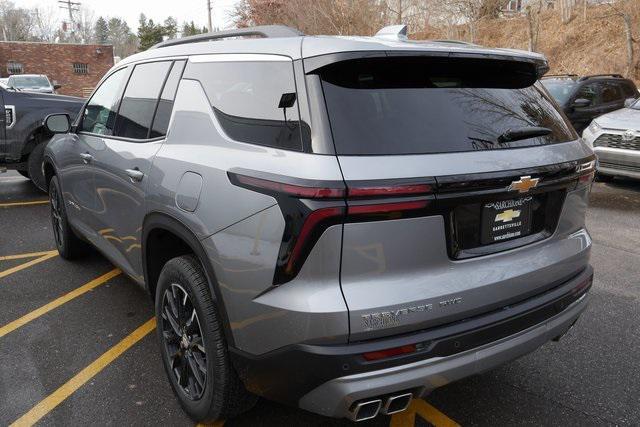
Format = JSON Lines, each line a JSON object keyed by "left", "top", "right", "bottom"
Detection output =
{"left": 312, "top": 55, "right": 594, "bottom": 341}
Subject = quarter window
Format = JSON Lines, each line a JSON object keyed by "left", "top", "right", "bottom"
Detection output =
{"left": 114, "top": 61, "right": 172, "bottom": 139}
{"left": 150, "top": 60, "right": 185, "bottom": 138}
{"left": 184, "top": 59, "right": 305, "bottom": 151}
{"left": 80, "top": 68, "right": 127, "bottom": 135}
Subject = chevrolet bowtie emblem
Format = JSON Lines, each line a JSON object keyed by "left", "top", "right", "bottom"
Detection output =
{"left": 508, "top": 176, "right": 539, "bottom": 193}
{"left": 495, "top": 208, "right": 521, "bottom": 223}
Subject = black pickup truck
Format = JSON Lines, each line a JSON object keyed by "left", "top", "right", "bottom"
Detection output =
{"left": 1, "top": 86, "right": 84, "bottom": 190}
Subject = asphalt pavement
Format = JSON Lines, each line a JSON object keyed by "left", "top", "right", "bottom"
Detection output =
{"left": 1, "top": 170, "right": 638, "bottom": 427}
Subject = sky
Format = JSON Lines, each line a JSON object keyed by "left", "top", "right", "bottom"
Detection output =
{"left": 17, "top": 0, "right": 240, "bottom": 32}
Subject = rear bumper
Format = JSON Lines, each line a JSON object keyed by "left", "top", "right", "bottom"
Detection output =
{"left": 231, "top": 265, "right": 593, "bottom": 418}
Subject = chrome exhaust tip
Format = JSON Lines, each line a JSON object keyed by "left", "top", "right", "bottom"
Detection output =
{"left": 348, "top": 398, "right": 382, "bottom": 422}
{"left": 381, "top": 392, "right": 413, "bottom": 415}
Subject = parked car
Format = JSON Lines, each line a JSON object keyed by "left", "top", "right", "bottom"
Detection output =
{"left": 541, "top": 74, "right": 638, "bottom": 134}
{"left": 582, "top": 97, "right": 640, "bottom": 181}
{"left": 0, "top": 85, "right": 84, "bottom": 189}
{"left": 7, "top": 74, "right": 60, "bottom": 94}
{"left": 42, "top": 24, "right": 595, "bottom": 423}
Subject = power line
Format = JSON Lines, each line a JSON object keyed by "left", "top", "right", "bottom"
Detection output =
{"left": 58, "top": 0, "right": 81, "bottom": 33}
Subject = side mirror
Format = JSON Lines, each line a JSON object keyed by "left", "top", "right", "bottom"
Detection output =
{"left": 572, "top": 98, "right": 591, "bottom": 108}
{"left": 624, "top": 97, "right": 637, "bottom": 108}
{"left": 53, "top": 84, "right": 62, "bottom": 90}
{"left": 44, "top": 113, "right": 71, "bottom": 134}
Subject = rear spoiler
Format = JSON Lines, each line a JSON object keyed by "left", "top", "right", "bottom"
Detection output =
{"left": 304, "top": 50, "right": 549, "bottom": 80}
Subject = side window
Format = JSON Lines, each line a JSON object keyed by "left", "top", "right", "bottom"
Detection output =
{"left": 185, "top": 58, "right": 305, "bottom": 151}
{"left": 575, "top": 84, "right": 599, "bottom": 107}
{"left": 150, "top": 60, "right": 185, "bottom": 138}
{"left": 80, "top": 68, "right": 127, "bottom": 135}
{"left": 601, "top": 82, "right": 622, "bottom": 103}
{"left": 114, "top": 61, "right": 172, "bottom": 140}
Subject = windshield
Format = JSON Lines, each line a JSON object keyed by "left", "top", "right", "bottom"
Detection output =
{"left": 319, "top": 57, "right": 576, "bottom": 155}
{"left": 10, "top": 76, "right": 50, "bottom": 89}
{"left": 540, "top": 80, "right": 577, "bottom": 105}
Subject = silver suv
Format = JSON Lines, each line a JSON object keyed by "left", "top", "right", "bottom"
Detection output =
{"left": 42, "top": 25, "right": 595, "bottom": 423}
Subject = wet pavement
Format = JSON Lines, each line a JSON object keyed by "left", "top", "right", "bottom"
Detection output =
{"left": 1, "top": 170, "right": 639, "bottom": 426}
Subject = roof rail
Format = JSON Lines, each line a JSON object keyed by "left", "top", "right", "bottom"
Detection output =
{"left": 152, "top": 25, "right": 304, "bottom": 49}
{"left": 431, "top": 39, "right": 476, "bottom": 46}
{"left": 578, "top": 73, "right": 624, "bottom": 81}
{"left": 540, "top": 73, "right": 578, "bottom": 79}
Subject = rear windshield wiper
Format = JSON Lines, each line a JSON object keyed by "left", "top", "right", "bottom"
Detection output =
{"left": 497, "top": 126, "right": 552, "bottom": 143}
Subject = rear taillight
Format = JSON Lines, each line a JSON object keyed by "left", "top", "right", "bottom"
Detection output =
{"left": 228, "top": 172, "right": 433, "bottom": 285}
{"left": 575, "top": 160, "right": 596, "bottom": 190}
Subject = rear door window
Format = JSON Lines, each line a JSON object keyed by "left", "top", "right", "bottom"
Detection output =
{"left": 184, "top": 57, "right": 305, "bottom": 151}
{"left": 601, "top": 82, "right": 622, "bottom": 104}
{"left": 150, "top": 60, "right": 186, "bottom": 138}
{"left": 318, "top": 57, "right": 576, "bottom": 155}
{"left": 114, "top": 61, "right": 172, "bottom": 140}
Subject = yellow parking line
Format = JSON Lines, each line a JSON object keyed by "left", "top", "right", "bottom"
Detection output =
{"left": 10, "top": 317, "right": 156, "bottom": 427}
{"left": 0, "top": 269, "right": 121, "bottom": 338}
{"left": 196, "top": 422, "right": 225, "bottom": 427}
{"left": 0, "top": 200, "right": 49, "bottom": 208}
{"left": 0, "top": 250, "right": 58, "bottom": 261}
{"left": 390, "top": 399, "right": 460, "bottom": 427}
{"left": 0, "top": 251, "right": 58, "bottom": 280}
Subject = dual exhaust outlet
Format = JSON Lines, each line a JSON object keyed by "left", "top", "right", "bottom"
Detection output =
{"left": 348, "top": 392, "right": 413, "bottom": 422}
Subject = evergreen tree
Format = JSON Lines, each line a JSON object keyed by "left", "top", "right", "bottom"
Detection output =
{"left": 94, "top": 16, "right": 109, "bottom": 44}
{"left": 137, "top": 13, "right": 165, "bottom": 51}
{"left": 163, "top": 16, "right": 178, "bottom": 39}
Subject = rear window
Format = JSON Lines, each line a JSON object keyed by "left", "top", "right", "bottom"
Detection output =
{"left": 320, "top": 57, "right": 576, "bottom": 155}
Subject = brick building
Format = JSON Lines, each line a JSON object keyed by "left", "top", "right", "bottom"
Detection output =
{"left": 0, "top": 41, "right": 114, "bottom": 98}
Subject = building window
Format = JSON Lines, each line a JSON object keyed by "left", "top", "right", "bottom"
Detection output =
{"left": 73, "top": 63, "right": 89, "bottom": 74}
{"left": 7, "top": 61, "right": 23, "bottom": 74}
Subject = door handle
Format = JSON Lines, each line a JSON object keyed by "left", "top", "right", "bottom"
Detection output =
{"left": 79, "top": 152, "right": 93, "bottom": 163}
{"left": 125, "top": 168, "right": 144, "bottom": 183}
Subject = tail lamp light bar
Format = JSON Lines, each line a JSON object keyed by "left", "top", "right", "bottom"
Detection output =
{"left": 228, "top": 172, "right": 434, "bottom": 285}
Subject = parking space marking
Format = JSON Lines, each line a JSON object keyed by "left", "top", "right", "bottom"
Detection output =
{"left": 10, "top": 317, "right": 156, "bottom": 427}
{"left": 0, "top": 251, "right": 58, "bottom": 280}
{"left": 390, "top": 399, "right": 460, "bottom": 427}
{"left": 0, "top": 250, "right": 58, "bottom": 261}
{"left": 196, "top": 422, "right": 225, "bottom": 427}
{"left": 0, "top": 200, "right": 49, "bottom": 208}
{"left": 0, "top": 269, "right": 121, "bottom": 338}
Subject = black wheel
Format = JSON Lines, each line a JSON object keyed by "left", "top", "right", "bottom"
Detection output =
{"left": 49, "top": 175, "right": 87, "bottom": 259}
{"left": 17, "top": 169, "right": 30, "bottom": 179}
{"left": 156, "top": 255, "right": 256, "bottom": 423}
{"left": 596, "top": 173, "right": 614, "bottom": 183}
{"left": 28, "top": 141, "right": 48, "bottom": 192}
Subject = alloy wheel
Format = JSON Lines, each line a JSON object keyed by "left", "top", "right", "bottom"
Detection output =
{"left": 161, "top": 283, "right": 208, "bottom": 400}
{"left": 50, "top": 183, "right": 64, "bottom": 248}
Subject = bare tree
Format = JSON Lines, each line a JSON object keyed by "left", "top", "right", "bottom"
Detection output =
{"left": 526, "top": 0, "right": 543, "bottom": 51}
{"left": 31, "top": 5, "right": 58, "bottom": 42}
{"left": 0, "top": 0, "right": 35, "bottom": 41}
{"left": 600, "top": 1, "right": 636, "bottom": 78}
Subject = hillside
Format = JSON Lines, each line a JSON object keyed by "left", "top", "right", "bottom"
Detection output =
{"left": 420, "top": 2, "right": 640, "bottom": 83}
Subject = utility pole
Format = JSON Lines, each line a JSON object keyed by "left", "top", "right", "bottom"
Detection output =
{"left": 207, "top": 0, "right": 213, "bottom": 33}
{"left": 58, "top": 0, "right": 81, "bottom": 36}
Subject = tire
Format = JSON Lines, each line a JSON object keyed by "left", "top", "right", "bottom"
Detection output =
{"left": 17, "top": 169, "right": 30, "bottom": 179}
{"left": 27, "top": 140, "right": 48, "bottom": 192}
{"left": 596, "top": 173, "right": 614, "bottom": 183}
{"left": 49, "top": 175, "right": 87, "bottom": 259}
{"left": 155, "top": 255, "right": 257, "bottom": 423}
